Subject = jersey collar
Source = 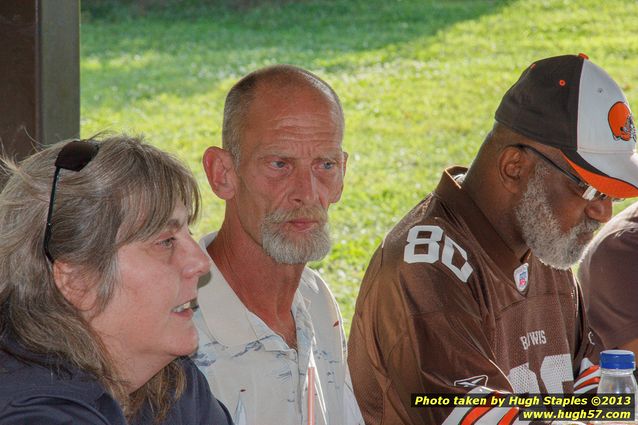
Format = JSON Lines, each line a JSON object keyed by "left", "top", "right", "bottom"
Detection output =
{"left": 435, "top": 166, "right": 530, "bottom": 279}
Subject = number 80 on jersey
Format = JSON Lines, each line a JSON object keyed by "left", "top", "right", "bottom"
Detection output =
{"left": 403, "top": 225, "right": 474, "bottom": 283}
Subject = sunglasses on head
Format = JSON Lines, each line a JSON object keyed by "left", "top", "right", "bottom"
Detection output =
{"left": 43, "top": 140, "right": 100, "bottom": 262}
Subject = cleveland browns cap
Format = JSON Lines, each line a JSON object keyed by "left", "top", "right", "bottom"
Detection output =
{"left": 495, "top": 53, "right": 638, "bottom": 198}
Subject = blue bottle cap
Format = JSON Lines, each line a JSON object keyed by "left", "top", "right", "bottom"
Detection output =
{"left": 600, "top": 350, "right": 636, "bottom": 370}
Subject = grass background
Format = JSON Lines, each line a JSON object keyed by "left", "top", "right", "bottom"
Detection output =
{"left": 80, "top": 0, "right": 638, "bottom": 334}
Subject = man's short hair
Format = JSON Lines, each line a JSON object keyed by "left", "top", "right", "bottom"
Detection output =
{"left": 222, "top": 65, "right": 344, "bottom": 165}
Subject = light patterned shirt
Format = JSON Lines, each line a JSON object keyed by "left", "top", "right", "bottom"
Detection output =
{"left": 192, "top": 232, "right": 363, "bottom": 425}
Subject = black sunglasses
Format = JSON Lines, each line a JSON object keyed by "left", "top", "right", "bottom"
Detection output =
{"left": 43, "top": 140, "right": 100, "bottom": 262}
{"left": 510, "top": 144, "right": 620, "bottom": 203}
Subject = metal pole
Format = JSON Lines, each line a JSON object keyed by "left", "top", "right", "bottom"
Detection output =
{"left": 0, "top": 0, "right": 80, "bottom": 170}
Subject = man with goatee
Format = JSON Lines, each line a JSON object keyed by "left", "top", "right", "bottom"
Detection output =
{"left": 193, "top": 65, "right": 363, "bottom": 425}
{"left": 348, "top": 54, "right": 638, "bottom": 425}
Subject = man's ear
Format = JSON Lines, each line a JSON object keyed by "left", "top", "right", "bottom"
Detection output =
{"left": 497, "top": 145, "right": 532, "bottom": 195}
{"left": 331, "top": 151, "right": 348, "bottom": 203}
{"left": 203, "top": 146, "right": 237, "bottom": 200}
{"left": 53, "top": 261, "right": 93, "bottom": 311}
{"left": 342, "top": 151, "right": 348, "bottom": 179}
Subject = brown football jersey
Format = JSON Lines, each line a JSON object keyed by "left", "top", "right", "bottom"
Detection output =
{"left": 348, "top": 167, "right": 600, "bottom": 425}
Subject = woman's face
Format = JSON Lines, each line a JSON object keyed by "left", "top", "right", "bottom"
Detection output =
{"left": 89, "top": 203, "right": 210, "bottom": 378}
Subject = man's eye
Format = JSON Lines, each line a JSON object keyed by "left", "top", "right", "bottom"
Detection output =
{"left": 598, "top": 194, "right": 623, "bottom": 203}
{"left": 271, "top": 161, "right": 286, "bottom": 169}
{"left": 322, "top": 161, "right": 336, "bottom": 170}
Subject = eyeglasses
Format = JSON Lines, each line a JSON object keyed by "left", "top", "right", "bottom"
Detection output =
{"left": 510, "top": 144, "right": 620, "bottom": 203}
{"left": 43, "top": 140, "right": 100, "bottom": 262}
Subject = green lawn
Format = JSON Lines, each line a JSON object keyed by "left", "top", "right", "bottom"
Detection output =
{"left": 80, "top": 0, "right": 638, "bottom": 333}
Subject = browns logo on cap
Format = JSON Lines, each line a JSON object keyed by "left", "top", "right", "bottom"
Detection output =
{"left": 495, "top": 53, "right": 638, "bottom": 199}
{"left": 608, "top": 101, "right": 636, "bottom": 143}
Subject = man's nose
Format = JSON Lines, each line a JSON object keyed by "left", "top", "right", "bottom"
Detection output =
{"left": 289, "top": 167, "right": 319, "bottom": 205}
{"left": 585, "top": 197, "right": 613, "bottom": 224}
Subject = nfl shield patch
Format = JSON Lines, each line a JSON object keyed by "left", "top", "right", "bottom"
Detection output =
{"left": 513, "top": 263, "right": 529, "bottom": 292}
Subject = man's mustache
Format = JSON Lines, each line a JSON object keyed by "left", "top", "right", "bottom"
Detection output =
{"left": 579, "top": 218, "right": 601, "bottom": 235}
{"left": 264, "top": 206, "right": 328, "bottom": 225}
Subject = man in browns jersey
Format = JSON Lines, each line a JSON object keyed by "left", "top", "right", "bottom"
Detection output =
{"left": 348, "top": 54, "right": 638, "bottom": 424}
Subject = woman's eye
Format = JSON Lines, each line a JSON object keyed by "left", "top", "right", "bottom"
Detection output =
{"left": 158, "top": 237, "right": 176, "bottom": 248}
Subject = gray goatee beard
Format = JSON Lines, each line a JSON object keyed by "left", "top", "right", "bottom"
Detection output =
{"left": 261, "top": 206, "right": 331, "bottom": 265}
{"left": 515, "top": 164, "right": 600, "bottom": 270}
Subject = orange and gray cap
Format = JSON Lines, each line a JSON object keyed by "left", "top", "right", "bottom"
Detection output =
{"left": 495, "top": 53, "right": 638, "bottom": 199}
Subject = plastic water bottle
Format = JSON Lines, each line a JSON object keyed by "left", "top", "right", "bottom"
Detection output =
{"left": 599, "top": 350, "right": 638, "bottom": 393}
{"left": 597, "top": 350, "right": 638, "bottom": 424}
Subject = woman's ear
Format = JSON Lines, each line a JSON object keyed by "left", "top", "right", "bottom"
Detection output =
{"left": 202, "top": 146, "right": 237, "bottom": 200}
{"left": 53, "top": 261, "right": 94, "bottom": 311}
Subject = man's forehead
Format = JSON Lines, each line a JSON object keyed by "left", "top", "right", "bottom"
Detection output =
{"left": 256, "top": 141, "right": 344, "bottom": 157}
{"left": 242, "top": 98, "right": 343, "bottom": 152}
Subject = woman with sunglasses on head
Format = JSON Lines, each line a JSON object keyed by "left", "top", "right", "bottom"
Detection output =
{"left": 0, "top": 135, "right": 233, "bottom": 425}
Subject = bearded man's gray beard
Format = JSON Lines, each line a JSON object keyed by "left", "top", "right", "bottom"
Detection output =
{"left": 261, "top": 207, "right": 331, "bottom": 265}
{"left": 515, "top": 163, "right": 600, "bottom": 270}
